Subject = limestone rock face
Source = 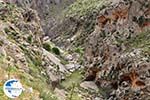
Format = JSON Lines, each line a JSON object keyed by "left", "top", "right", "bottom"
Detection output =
{"left": 0, "top": 0, "right": 149, "bottom": 99}
{"left": 84, "top": 0, "right": 150, "bottom": 99}
{"left": 13, "top": 0, "right": 76, "bottom": 37}
{"left": 80, "top": 81, "right": 99, "bottom": 91}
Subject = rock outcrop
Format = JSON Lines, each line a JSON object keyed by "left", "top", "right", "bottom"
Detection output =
{"left": 85, "top": 0, "right": 150, "bottom": 99}
{"left": 0, "top": 0, "right": 149, "bottom": 99}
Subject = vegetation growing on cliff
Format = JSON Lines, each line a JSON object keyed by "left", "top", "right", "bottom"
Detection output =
{"left": 65, "top": 0, "right": 109, "bottom": 18}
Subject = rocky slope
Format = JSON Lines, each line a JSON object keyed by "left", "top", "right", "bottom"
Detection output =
{"left": 0, "top": 2, "right": 56, "bottom": 99}
{"left": 0, "top": 0, "right": 150, "bottom": 100}
{"left": 0, "top": 1, "right": 91, "bottom": 100}
{"left": 0, "top": 1, "right": 81, "bottom": 100}
{"left": 84, "top": 0, "right": 150, "bottom": 99}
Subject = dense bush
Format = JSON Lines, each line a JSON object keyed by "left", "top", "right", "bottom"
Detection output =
{"left": 27, "top": 35, "right": 32, "bottom": 43}
{"left": 52, "top": 47, "right": 60, "bottom": 55}
{"left": 43, "top": 43, "right": 51, "bottom": 51}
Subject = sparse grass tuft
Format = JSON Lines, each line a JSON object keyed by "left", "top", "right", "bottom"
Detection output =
{"left": 60, "top": 59, "right": 69, "bottom": 65}
{"left": 75, "top": 47, "right": 84, "bottom": 56}
{"left": 125, "top": 30, "right": 150, "bottom": 54}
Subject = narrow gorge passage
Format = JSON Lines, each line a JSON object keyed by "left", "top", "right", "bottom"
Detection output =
{"left": 0, "top": 0, "right": 150, "bottom": 100}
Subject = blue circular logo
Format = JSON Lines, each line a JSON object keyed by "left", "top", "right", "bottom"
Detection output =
{"left": 3, "top": 79, "right": 23, "bottom": 98}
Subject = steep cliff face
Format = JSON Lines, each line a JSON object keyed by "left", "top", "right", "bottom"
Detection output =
{"left": 15, "top": 0, "right": 76, "bottom": 37}
{"left": 84, "top": 0, "right": 150, "bottom": 99}
{"left": 50, "top": 0, "right": 111, "bottom": 48}
{"left": 86, "top": 0, "right": 150, "bottom": 62}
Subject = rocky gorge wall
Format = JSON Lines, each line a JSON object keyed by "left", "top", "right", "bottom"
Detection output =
{"left": 0, "top": 0, "right": 150, "bottom": 99}
{"left": 15, "top": 0, "right": 76, "bottom": 37}
{"left": 84, "top": 0, "right": 150, "bottom": 99}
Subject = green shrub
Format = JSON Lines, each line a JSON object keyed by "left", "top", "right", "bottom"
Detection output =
{"left": 43, "top": 43, "right": 51, "bottom": 51}
{"left": 0, "top": 86, "right": 4, "bottom": 96}
{"left": 52, "top": 47, "right": 60, "bottom": 55}
{"left": 27, "top": 35, "right": 32, "bottom": 43}
{"left": 4, "top": 28, "right": 10, "bottom": 33}
{"left": 40, "top": 91, "right": 58, "bottom": 100}
{"left": 75, "top": 47, "right": 84, "bottom": 55}
{"left": 60, "top": 59, "right": 69, "bottom": 65}
{"left": 6, "top": 66, "right": 17, "bottom": 73}
{"left": 0, "top": 40, "right": 3, "bottom": 46}
{"left": 65, "top": 0, "right": 108, "bottom": 18}
{"left": 125, "top": 30, "right": 150, "bottom": 53}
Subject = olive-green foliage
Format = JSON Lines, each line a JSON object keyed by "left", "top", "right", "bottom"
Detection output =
{"left": 27, "top": 35, "right": 32, "bottom": 44}
{"left": 43, "top": 43, "right": 51, "bottom": 52}
{"left": 0, "top": 2, "right": 22, "bottom": 23}
{"left": 125, "top": 30, "right": 150, "bottom": 54}
{"left": 52, "top": 47, "right": 60, "bottom": 55}
{"left": 0, "top": 40, "right": 3, "bottom": 46}
{"left": 75, "top": 47, "right": 84, "bottom": 55}
{"left": 0, "top": 86, "right": 3, "bottom": 97}
{"left": 61, "top": 70, "right": 83, "bottom": 89}
{"left": 64, "top": 0, "right": 109, "bottom": 47}
{"left": 4, "top": 28, "right": 10, "bottom": 33}
{"left": 4, "top": 27, "right": 19, "bottom": 40}
{"left": 65, "top": 0, "right": 109, "bottom": 18}
{"left": 40, "top": 91, "right": 58, "bottom": 100}
{"left": 20, "top": 58, "right": 57, "bottom": 100}
{"left": 66, "top": 83, "right": 82, "bottom": 100}
{"left": 60, "top": 59, "right": 69, "bottom": 65}
{"left": 20, "top": 45, "right": 42, "bottom": 66}
{"left": 0, "top": 2, "right": 58, "bottom": 99}
{"left": 6, "top": 66, "right": 17, "bottom": 73}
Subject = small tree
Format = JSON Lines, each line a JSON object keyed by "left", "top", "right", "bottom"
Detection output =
{"left": 52, "top": 47, "right": 60, "bottom": 55}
